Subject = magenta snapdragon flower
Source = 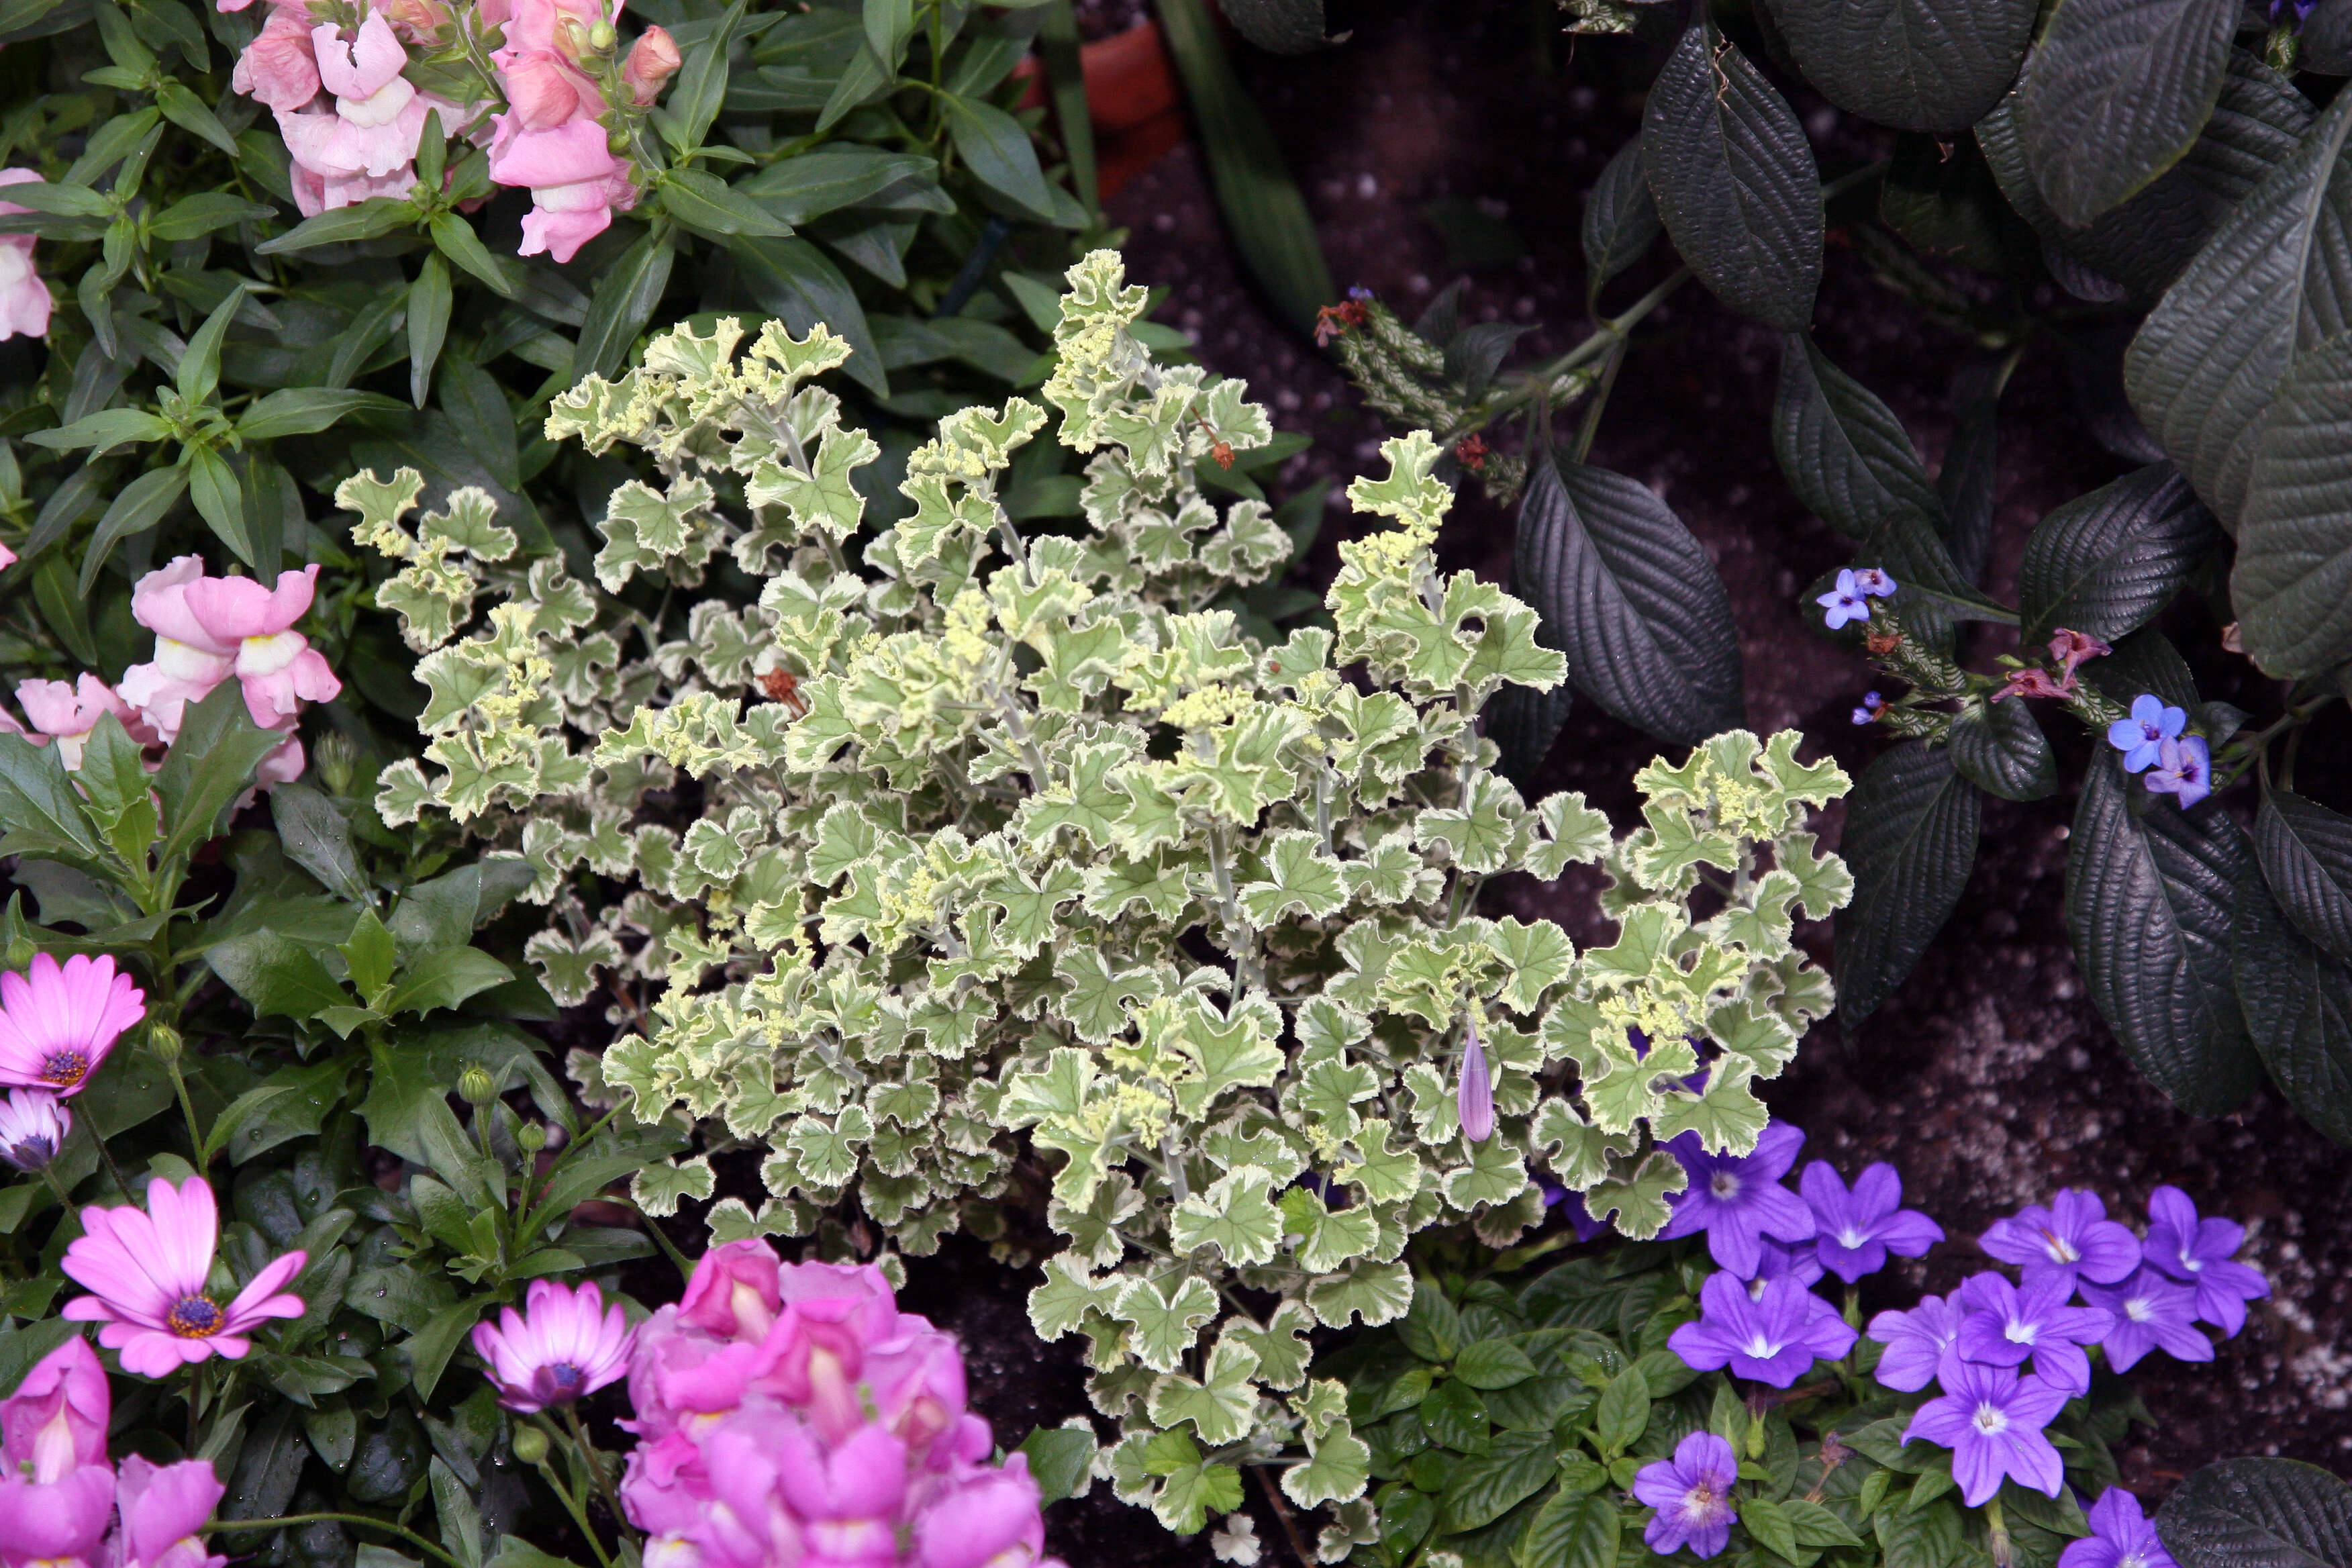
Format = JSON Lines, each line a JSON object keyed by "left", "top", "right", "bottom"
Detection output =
{"left": 1953, "top": 1273, "right": 2115, "bottom": 1396}
{"left": 0, "top": 952, "right": 145, "bottom": 1095}
{"left": 0, "top": 1338, "right": 116, "bottom": 1568}
{"left": 61, "top": 1176, "right": 307, "bottom": 1376}
{"left": 1864, "top": 1293, "right": 1963, "bottom": 1393}
{"left": 114, "top": 1452, "right": 229, "bottom": 1568}
{"left": 2077, "top": 1267, "right": 2212, "bottom": 1373}
{"left": 1979, "top": 1189, "right": 2140, "bottom": 1295}
{"left": 2143, "top": 1185, "right": 2269, "bottom": 1335}
{"left": 1900, "top": 1359, "right": 2069, "bottom": 1506}
{"left": 1668, "top": 1272, "right": 1856, "bottom": 1386}
{"left": 1798, "top": 1161, "right": 1944, "bottom": 1283}
{"left": 0, "top": 1087, "right": 68, "bottom": 1170}
{"left": 473, "top": 1279, "right": 636, "bottom": 1412}
{"left": 1632, "top": 1432, "right": 1740, "bottom": 1559}
{"left": 1659, "top": 1124, "right": 1816, "bottom": 1279}
{"left": 2059, "top": 1489, "right": 2177, "bottom": 1568}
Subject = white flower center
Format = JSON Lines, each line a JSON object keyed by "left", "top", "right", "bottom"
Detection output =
{"left": 1841, "top": 1227, "right": 1866, "bottom": 1248}
{"left": 2126, "top": 1297, "right": 2155, "bottom": 1323}
{"left": 1743, "top": 1333, "right": 1781, "bottom": 1358}
{"left": 2004, "top": 1321, "right": 2037, "bottom": 1345}
{"left": 2182, "top": 1254, "right": 2204, "bottom": 1273}
{"left": 2042, "top": 1230, "right": 2080, "bottom": 1263}
{"left": 1971, "top": 1402, "right": 2009, "bottom": 1436}
{"left": 1711, "top": 1173, "right": 1741, "bottom": 1199}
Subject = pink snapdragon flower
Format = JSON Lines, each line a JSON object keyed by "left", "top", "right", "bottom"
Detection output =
{"left": 0, "top": 1338, "right": 116, "bottom": 1568}
{"left": 621, "top": 26, "right": 680, "bottom": 105}
{"left": 13, "top": 675, "right": 155, "bottom": 769}
{"left": 275, "top": 14, "right": 456, "bottom": 215}
{"left": 473, "top": 1279, "right": 636, "bottom": 1412}
{"left": 0, "top": 952, "right": 144, "bottom": 1096}
{"left": 112, "top": 1453, "right": 229, "bottom": 1568}
{"left": 229, "top": 5, "right": 321, "bottom": 111}
{"left": 0, "top": 169, "right": 53, "bottom": 343}
{"left": 119, "top": 558, "right": 341, "bottom": 739}
{"left": 61, "top": 1175, "right": 307, "bottom": 1377}
{"left": 0, "top": 541, "right": 15, "bottom": 571}
{"left": 493, "top": 0, "right": 616, "bottom": 120}
{"left": 487, "top": 115, "right": 636, "bottom": 263}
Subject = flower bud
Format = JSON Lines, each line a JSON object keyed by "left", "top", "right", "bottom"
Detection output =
{"left": 315, "top": 732, "right": 358, "bottom": 796}
{"left": 0, "top": 1089, "right": 68, "bottom": 1172}
{"left": 512, "top": 1424, "right": 550, "bottom": 1465}
{"left": 518, "top": 1122, "right": 548, "bottom": 1153}
{"left": 587, "top": 17, "right": 616, "bottom": 51}
{"left": 148, "top": 1022, "right": 183, "bottom": 1065}
{"left": 382, "top": 0, "right": 451, "bottom": 38}
{"left": 1457, "top": 1019, "right": 1493, "bottom": 1143}
{"left": 622, "top": 25, "right": 681, "bottom": 105}
{"left": 3, "top": 935, "right": 34, "bottom": 972}
{"left": 459, "top": 1066, "right": 497, "bottom": 1106}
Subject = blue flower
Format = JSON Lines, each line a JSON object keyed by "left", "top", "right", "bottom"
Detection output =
{"left": 2143, "top": 1185, "right": 2269, "bottom": 1336}
{"left": 1632, "top": 1432, "right": 1740, "bottom": 1559}
{"left": 2143, "top": 735, "right": 2212, "bottom": 809}
{"left": 1865, "top": 1292, "right": 1963, "bottom": 1392}
{"left": 2060, "top": 1489, "right": 2179, "bottom": 1568}
{"left": 2105, "top": 693, "right": 2185, "bottom": 773}
{"left": 1659, "top": 1124, "right": 1815, "bottom": 1278}
{"left": 1816, "top": 570, "right": 1874, "bottom": 630}
{"left": 1798, "top": 1161, "right": 1944, "bottom": 1283}
{"left": 1953, "top": 1272, "right": 2115, "bottom": 1395}
{"left": 2079, "top": 1267, "right": 2212, "bottom": 1372}
{"left": 1851, "top": 691, "right": 1884, "bottom": 726}
{"left": 1668, "top": 1272, "right": 1856, "bottom": 1386}
{"left": 1852, "top": 568, "right": 1897, "bottom": 598}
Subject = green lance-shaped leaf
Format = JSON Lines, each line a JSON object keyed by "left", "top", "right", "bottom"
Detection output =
{"left": 1772, "top": 334, "right": 1943, "bottom": 540}
{"left": 2016, "top": 0, "right": 2241, "bottom": 225}
{"left": 1511, "top": 450, "right": 1745, "bottom": 747}
{"left": 2017, "top": 462, "right": 2220, "bottom": 644}
{"left": 1642, "top": 20, "right": 1822, "bottom": 334}
{"left": 1762, "top": 0, "right": 2036, "bottom": 134}
{"left": 1581, "top": 137, "right": 1660, "bottom": 304}
{"left": 1834, "top": 742, "right": 1979, "bottom": 1036}
{"left": 2068, "top": 753, "right": 2261, "bottom": 1117}
{"left": 2125, "top": 84, "right": 2352, "bottom": 532}
{"left": 2235, "top": 330, "right": 2352, "bottom": 676}
{"left": 2154, "top": 1457, "right": 2352, "bottom": 1568}
{"left": 2257, "top": 789, "right": 2352, "bottom": 965}
{"left": 2232, "top": 863, "right": 2352, "bottom": 1145}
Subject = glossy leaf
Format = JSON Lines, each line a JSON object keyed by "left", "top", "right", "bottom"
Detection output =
{"left": 2234, "top": 863, "right": 2352, "bottom": 1144}
{"left": 1834, "top": 742, "right": 1979, "bottom": 1034}
{"left": 942, "top": 94, "right": 1058, "bottom": 222}
{"left": 1581, "top": 138, "right": 1660, "bottom": 303}
{"left": 2256, "top": 790, "right": 2352, "bottom": 966}
{"left": 2235, "top": 330, "right": 2352, "bottom": 675}
{"left": 1947, "top": 697, "right": 2057, "bottom": 801}
{"left": 2155, "top": 1457, "right": 2352, "bottom": 1568}
{"left": 2016, "top": 0, "right": 2240, "bottom": 224}
{"left": 1220, "top": 0, "right": 1334, "bottom": 52}
{"left": 207, "top": 930, "right": 352, "bottom": 1022}
{"left": 2016, "top": 462, "right": 2219, "bottom": 643}
{"left": 1763, "top": 0, "right": 2035, "bottom": 132}
{"left": 1772, "top": 334, "right": 1942, "bottom": 539}
{"left": 571, "top": 231, "right": 676, "bottom": 383}
{"left": 154, "top": 683, "right": 287, "bottom": 868}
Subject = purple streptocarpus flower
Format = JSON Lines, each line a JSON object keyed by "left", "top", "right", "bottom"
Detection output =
{"left": 1799, "top": 1161, "right": 1944, "bottom": 1283}
{"left": 1865, "top": 1293, "right": 1963, "bottom": 1393}
{"left": 473, "top": 1279, "right": 636, "bottom": 1412}
{"left": 0, "top": 952, "right": 145, "bottom": 1096}
{"left": 1457, "top": 1021, "right": 1493, "bottom": 1144}
{"left": 2078, "top": 1267, "right": 2212, "bottom": 1373}
{"left": 1659, "top": 1124, "right": 1815, "bottom": 1279}
{"left": 1817, "top": 570, "right": 1875, "bottom": 630}
{"left": 1852, "top": 569, "right": 1897, "bottom": 599}
{"left": 1753, "top": 1236, "right": 1824, "bottom": 1289}
{"left": 2143, "top": 1185, "right": 2268, "bottom": 1336}
{"left": 60, "top": 1176, "right": 306, "bottom": 1376}
{"left": 2106, "top": 694, "right": 2186, "bottom": 774}
{"left": 1980, "top": 1189, "right": 2140, "bottom": 1295}
{"left": 1851, "top": 691, "right": 1885, "bottom": 726}
{"left": 2059, "top": 1489, "right": 2178, "bottom": 1568}
{"left": 1669, "top": 1272, "right": 1857, "bottom": 1387}
{"left": 1953, "top": 1272, "right": 2115, "bottom": 1395}
{"left": 1632, "top": 1431, "right": 1741, "bottom": 1559}
{"left": 1900, "top": 1359, "right": 2069, "bottom": 1506}
{"left": 0, "top": 1086, "right": 66, "bottom": 1171}
{"left": 2143, "top": 735, "right": 2212, "bottom": 809}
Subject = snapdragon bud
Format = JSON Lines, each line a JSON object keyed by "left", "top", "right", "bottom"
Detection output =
{"left": 316, "top": 732, "right": 358, "bottom": 796}
{"left": 512, "top": 1425, "right": 550, "bottom": 1465}
{"left": 459, "top": 1067, "right": 497, "bottom": 1106}
{"left": 622, "top": 24, "right": 681, "bottom": 105}
{"left": 587, "top": 18, "right": 616, "bottom": 50}
{"left": 148, "top": 1022, "right": 183, "bottom": 1065}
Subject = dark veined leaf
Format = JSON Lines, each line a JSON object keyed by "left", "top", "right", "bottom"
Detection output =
{"left": 1642, "top": 20, "right": 1822, "bottom": 334}
{"left": 1516, "top": 1487, "right": 1620, "bottom": 1568}
{"left": 2067, "top": 753, "right": 2260, "bottom": 1116}
{"left": 2016, "top": 462, "right": 2219, "bottom": 643}
{"left": 2256, "top": 790, "right": 2352, "bottom": 965}
{"left": 571, "top": 230, "right": 676, "bottom": 383}
{"left": 2016, "top": 0, "right": 2240, "bottom": 225}
{"left": 2087, "top": 626, "right": 2201, "bottom": 714}
{"left": 2234, "top": 330, "right": 2352, "bottom": 676}
{"left": 1512, "top": 450, "right": 1745, "bottom": 746}
{"left": 2124, "top": 84, "right": 2352, "bottom": 532}
{"left": 1937, "top": 359, "right": 2007, "bottom": 584}
{"left": 2155, "top": 1457, "right": 2352, "bottom": 1568}
{"left": 1834, "top": 742, "right": 1979, "bottom": 1034}
{"left": 2308, "top": 0, "right": 2352, "bottom": 74}
{"left": 1772, "top": 333, "right": 1943, "bottom": 539}
{"left": 1763, "top": 0, "right": 2035, "bottom": 132}
{"left": 1879, "top": 130, "right": 2039, "bottom": 279}
{"left": 1487, "top": 663, "right": 1573, "bottom": 791}
{"left": 1581, "top": 138, "right": 1660, "bottom": 303}
{"left": 1947, "top": 697, "right": 2057, "bottom": 801}
{"left": 2234, "top": 863, "right": 2352, "bottom": 1144}
{"left": 1220, "top": 0, "right": 1337, "bottom": 52}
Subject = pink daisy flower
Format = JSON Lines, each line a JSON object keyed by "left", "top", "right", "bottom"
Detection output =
{"left": 0, "top": 952, "right": 145, "bottom": 1095}
{"left": 60, "top": 1176, "right": 306, "bottom": 1377}
{"left": 473, "top": 1279, "right": 636, "bottom": 1412}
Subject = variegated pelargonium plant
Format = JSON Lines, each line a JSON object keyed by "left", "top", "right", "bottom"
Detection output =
{"left": 338, "top": 250, "right": 1854, "bottom": 1536}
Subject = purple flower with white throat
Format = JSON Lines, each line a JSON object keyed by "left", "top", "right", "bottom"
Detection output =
{"left": 1753, "top": 1236, "right": 1824, "bottom": 1289}
{"left": 1900, "top": 1359, "right": 2069, "bottom": 1506}
{"left": 2059, "top": 1489, "right": 2177, "bottom": 1568}
{"left": 2142, "top": 735, "right": 2212, "bottom": 808}
{"left": 2077, "top": 1267, "right": 2211, "bottom": 1373}
{"left": 472, "top": 1279, "right": 636, "bottom": 1412}
{"left": 1457, "top": 1020, "right": 1493, "bottom": 1144}
{"left": 0, "top": 1087, "right": 66, "bottom": 1171}
{"left": 1669, "top": 1272, "right": 1856, "bottom": 1387}
{"left": 1632, "top": 1431, "right": 1740, "bottom": 1559}
{"left": 1953, "top": 1272, "right": 2115, "bottom": 1395}
{"left": 1853, "top": 569, "right": 1896, "bottom": 599}
{"left": 1659, "top": 1124, "right": 1815, "bottom": 1279}
{"left": 1980, "top": 1189, "right": 2140, "bottom": 1295}
{"left": 1799, "top": 1161, "right": 1944, "bottom": 1283}
{"left": 2143, "top": 1185, "right": 2268, "bottom": 1335}
{"left": 1865, "top": 1293, "right": 1963, "bottom": 1392}
{"left": 2106, "top": 694, "right": 2185, "bottom": 773}
{"left": 1816, "top": 570, "right": 1875, "bottom": 630}
{"left": 1851, "top": 691, "right": 1885, "bottom": 726}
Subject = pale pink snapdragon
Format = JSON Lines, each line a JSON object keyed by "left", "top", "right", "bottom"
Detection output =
{"left": 487, "top": 113, "right": 636, "bottom": 263}
{"left": 62, "top": 1175, "right": 307, "bottom": 1377}
{"left": 228, "top": 5, "right": 320, "bottom": 111}
{"left": 118, "top": 557, "right": 341, "bottom": 746}
{"left": 0, "top": 168, "right": 54, "bottom": 343}
{"left": 278, "top": 13, "right": 458, "bottom": 215}
{"left": 12, "top": 674, "right": 156, "bottom": 769}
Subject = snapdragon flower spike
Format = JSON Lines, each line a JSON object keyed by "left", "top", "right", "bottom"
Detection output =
{"left": 1668, "top": 1272, "right": 1857, "bottom": 1387}
{"left": 0, "top": 1087, "right": 67, "bottom": 1170}
{"left": 1953, "top": 1272, "right": 2116, "bottom": 1396}
{"left": 1979, "top": 1189, "right": 2141, "bottom": 1295}
{"left": 1457, "top": 1020, "right": 1493, "bottom": 1143}
{"left": 2059, "top": 1489, "right": 2179, "bottom": 1568}
{"left": 1864, "top": 1293, "right": 1963, "bottom": 1393}
{"left": 2143, "top": 734, "right": 2213, "bottom": 809}
{"left": 2077, "top": 1267, "right": 2212, "bottom": 1373}
{"left": 1659, "top": 1124, "right": 1815, "bottom": 1279}
{"left": 2143, "top": 1185, "right": 2269, "bottom": 1335}
{"left": 1798, "top": 1161, "right": 1943, "bottom": 1283}
{"left": 1632, "top": 1431, "right": 1740, "bottom": 1559}
{"left": 2106, "top": 694, "right": 2186, "bottom": 773}
{"left": 61, "top": 1176, "right": 307, "bottom": 1376}
{"left": 473, "top": 1278, "right": 636, "bottom": 1412}
{"left": 1900, "top": 1359, "right": 2069, "bottom": 1506}
{"left": 0, "top": 952, "right": 145, "bottom": 1096}
{"left": 1816, "top": 569, "right": 1876, "bottom": 630}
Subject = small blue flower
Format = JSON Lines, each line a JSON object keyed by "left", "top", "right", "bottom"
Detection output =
{"left": 1851, "top": 691, "right": 1884, "bottom": 726}
{"left": 2143, "top": 735, "right": 2212, "bottom": 809}
{"left": 2106, "top": 693, "right": 2186, "bottom": 773}
{"left": 1346, "top": 284, "right": 1375, "bottom": 301}
{"left": 2270, "top": 0, "right": 2316, "bottom": 30}
{"left": 1816, "top": 570, "right": 1874, "bottom": 630}
{"left": 1853, "top": 568, "right": 1897, "bottom": 599}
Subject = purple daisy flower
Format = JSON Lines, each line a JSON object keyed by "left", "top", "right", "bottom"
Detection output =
{"left": 2078, "top": 1267, "right": 2212, "bottom": 1373}
{"left": 1633, "top": 1431, "right": 1741, "bottom": 1559}
{"left": 2059, "top": 1489, "right": 2178, "bottom": 1568}
{"left": 2143, "top": 735, "right": 2213, "bottom": 809}
{"left": 2143, "top": 1185, "right": 2269, "bottom": 1336}
{"left": 1900, "top": 1360, "right": 2069, "bottom": 1506}
{"left": 1799, "top": 1161, "right": 1945, "bottom": 1283}
{"left": 1953, "top": 1272, "right": 2116, "bottom": 1396}
{"left": 1669, "top": 1273, "right": 1857, "bottom": 1387}
{"left": 1865, "top": 1293, "right": 1963, "bottom": 1393}
{"left": 1980, "top": 1190, "right": 2141, "bottom": 1295}
{"left": 2105, "top": 694, "right": 2185, "bottom": 774}
{"left": 1659, "top": 1124, "right": 1816, "bottom": 1279}
{"left": 1817, "top": 570, "right": 1874, "bottom": 630}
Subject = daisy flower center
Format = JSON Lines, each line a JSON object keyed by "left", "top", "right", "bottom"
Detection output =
{"left": 168, "top": 1295, "right": 224, "bottom": 1338}
{"left": 39, "top": 1050, "right": 88, "bottom": 1087}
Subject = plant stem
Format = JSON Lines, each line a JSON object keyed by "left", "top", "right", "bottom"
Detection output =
{"left": 530, "top": 1440, "right": 618, "bottom": 1568}
{"left": 208, "top": 1514, "right": 466, "bottom": 1568}
{"left": 617, "top": 1195, "right": 697, "bottom": 1284}
{"left": 1986, "top": 1495, "right": 2014, "bottom": 1568}
{"left": 1253, "top": 1463, "right": 1316, "bottom": 1568}
{"left": 166, "top": 1056, "right": 203, "bottom": 1165}
{"left": 565, "top": 1403, "right": 632, "bottom": 1541}
{"left": 1570, "top": 337, "right": 1626, "bottom": 464}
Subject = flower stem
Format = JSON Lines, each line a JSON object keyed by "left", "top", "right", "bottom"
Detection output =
{"left": 207, "top": 1514, "right": 465, "bottom": 1568}
{"left": 528, "top": 1438, "right": 618, "bottom": 1568}
{"left": 1986, "top": 1495, "right": 2014, "bottom": 1568}
{"left": 564, "top": 1404, "right": 632, "bottom": 1544}
{"left": 167, "top": 1056, "right": 204, "bottom": 1165}
{"left": 1252, "top": 1463, "right": 1316, "bottom": 1568}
